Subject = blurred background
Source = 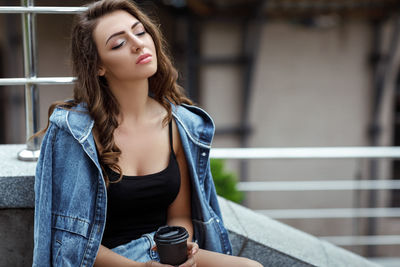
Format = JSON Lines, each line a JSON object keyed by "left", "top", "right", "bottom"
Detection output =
{"left": 1, "top": 0, "right": 400, "bottom": 264}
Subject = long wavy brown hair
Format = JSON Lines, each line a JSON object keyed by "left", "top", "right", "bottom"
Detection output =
{"left": 39, "top": 0, "right": 192, "bottom": 186}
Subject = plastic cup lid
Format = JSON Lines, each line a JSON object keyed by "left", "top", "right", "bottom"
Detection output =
{"left": 154, "top": 226, "right": 189, "bottom": 244}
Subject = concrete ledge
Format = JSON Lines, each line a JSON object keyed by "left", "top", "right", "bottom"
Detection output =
{"left": 0, "top": 145, "right": 36, "bottom": 208}
{"left": 0, "top": 144, "right": 381, "bottom": 266}
{"left": 218, "top": 197, "right": 380, "bottom": 266}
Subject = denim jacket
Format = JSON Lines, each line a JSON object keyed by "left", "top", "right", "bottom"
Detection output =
{"left": 33, "top": 102, "right": 232, "bottom": 266}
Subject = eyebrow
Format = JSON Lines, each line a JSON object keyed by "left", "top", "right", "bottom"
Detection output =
{"left": 105, "top": 21, "right": 141, "bottom": 46}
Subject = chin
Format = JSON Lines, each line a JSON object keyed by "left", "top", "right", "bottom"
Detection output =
{"left": 127, "top": 64, "right": 157, "bottom": 80}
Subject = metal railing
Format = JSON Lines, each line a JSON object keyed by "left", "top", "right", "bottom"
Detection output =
{"left": 0, "top": 77, "right": 75, "bottom": 85}
{"left": 211, "top": 147, "right": 400, "bottom": 258}
{"left": 0, "top": 3, "right": 87, "bottom": 161}
{"left": 0, "top": 6, "right": 86, "bottom": 14}
{"left": 211, "top": 146, "right": 400, "bottom": 159}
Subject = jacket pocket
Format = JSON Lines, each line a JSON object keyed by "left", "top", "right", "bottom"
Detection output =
{"left": 52, "top": 213, "right": 90, "bottom": 238}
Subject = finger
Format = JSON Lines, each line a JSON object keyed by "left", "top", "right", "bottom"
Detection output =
{"left": 190, "top": 243, "right": 199, "bottom": 255}
{"left": 147, "top": 260, "right": 173, "bottom": 267}
{"left": 187, "top": 242, "right": 199, "bottom": 249}
{"left": 179, "top": 254, "right": 195, "bottom": 267}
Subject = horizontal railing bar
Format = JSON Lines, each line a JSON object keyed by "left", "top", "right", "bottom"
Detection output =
{"left": 237, "top": 180, "right": 400, "bottom": 191}
{"left": 0, "top": 6, "right": 87, "bottom": 14}
{"left": 211, "top": 147, "right": 400, "bottom": 159}
{"left": 0, "top": 77, "right": 75, "bottom": 85}
{"left": 320, "top": 235, "right": 400, "bottom": 246}
{"left": 265, "top": 1, "right": 394, "bottom": 10}
{"left": 257, "top": 208, "right": 400, "bottom": 219}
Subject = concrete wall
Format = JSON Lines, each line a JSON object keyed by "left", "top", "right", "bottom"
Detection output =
{"left": 201, "top": 18, "right": 372, "bottom": 192}
{"left": 0, "top": 209, "right": 34, "bottom": 267}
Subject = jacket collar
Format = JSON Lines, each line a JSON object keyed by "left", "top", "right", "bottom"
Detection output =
{"left": 172, "top": 103, "right": 215, "bottom": 148}
{"left": 50, "top": 102, "right": 94, "bottom": 144}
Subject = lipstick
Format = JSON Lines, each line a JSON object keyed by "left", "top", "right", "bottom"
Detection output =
{"left": 136, "top": 54, "right": 152, "bottom": 64}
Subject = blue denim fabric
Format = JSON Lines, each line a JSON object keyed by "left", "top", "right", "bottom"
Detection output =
{"left": 111, "top": 232, "right": 160, "bottom": 263}
{"left": 33, "top": 102, "right": 232, "bottom": 267}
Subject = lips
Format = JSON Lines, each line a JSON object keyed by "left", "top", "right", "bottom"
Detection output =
{"left": 136, "top": 53, "right": 152, "bottom": 64}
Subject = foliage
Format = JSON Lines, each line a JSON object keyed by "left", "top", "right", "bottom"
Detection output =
{"left": 210, "top": 159, "right": 243, "bottom": 204}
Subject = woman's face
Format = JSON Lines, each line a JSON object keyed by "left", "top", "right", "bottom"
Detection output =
{"left": 93, "top": 10, "right": 157, "bottom": 83}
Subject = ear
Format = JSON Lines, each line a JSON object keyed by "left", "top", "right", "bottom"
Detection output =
{"left": 98, "top": 66, "right": 106, "bottom": 76}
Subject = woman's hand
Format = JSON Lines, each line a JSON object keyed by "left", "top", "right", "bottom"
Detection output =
{"left": 144, "top": 261, "right": 173, "bottom": 267}
{"left": 147, "top": 241, "right": 199, "bottom": 267}
{"left": 178, "top": 241, "right": 199, "bottom": 267}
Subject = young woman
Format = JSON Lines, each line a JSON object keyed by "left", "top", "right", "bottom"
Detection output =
{"left": 33, "top": 0, "right": 262, "bottom": 266}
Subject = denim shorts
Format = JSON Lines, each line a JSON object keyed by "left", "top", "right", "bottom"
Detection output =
{"left": 111, "top": 231, "right": 160, "bottom": 263}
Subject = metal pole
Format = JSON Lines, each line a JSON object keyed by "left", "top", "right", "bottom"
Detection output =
{"left": 366, "top": 16, "right": 400, "bottom": 257}
{"left": 0, "top": 6, "right": 87, "bottom": 14}
{"left": 0, "top": 77, "right": 76, "bottom": 85}
{"left": 18, "top": 0, "right": 40, "bottom": 161}
{"left": 239, "top": 0, "right": 267, "bottom": 185}
{"left": 184, "top": 14, "right": 199, "bottom": 102}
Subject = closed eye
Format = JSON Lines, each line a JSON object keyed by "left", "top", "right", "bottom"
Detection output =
{"left": 136, "top": 31, "right": 146, "bottom": 36}
{"left": 111, "top": 41, "right": 126, "bottom": 50}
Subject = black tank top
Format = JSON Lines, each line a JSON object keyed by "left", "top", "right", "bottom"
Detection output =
{"left": 101, "top": 121, "right": 181, "bottom": 249}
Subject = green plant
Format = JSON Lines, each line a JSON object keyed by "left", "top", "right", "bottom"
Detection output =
{"left": 210, "top": 159, "right": 243, "bottom": 204}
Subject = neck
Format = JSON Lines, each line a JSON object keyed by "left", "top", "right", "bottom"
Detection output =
{"left": 108, "top": 78, "right": 151, "bottom": 124}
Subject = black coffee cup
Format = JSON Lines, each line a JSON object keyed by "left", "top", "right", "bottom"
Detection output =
{"left": 154, "top": 226, "right": 189, "bottom": 266}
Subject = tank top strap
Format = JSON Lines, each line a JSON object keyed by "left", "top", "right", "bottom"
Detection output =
{"left": 169, "top": 120, "right": 175, "bottom": 155}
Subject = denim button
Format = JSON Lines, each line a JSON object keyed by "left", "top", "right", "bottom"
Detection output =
{"left": 201, "top": 152, "right": 206, "bottom": 156}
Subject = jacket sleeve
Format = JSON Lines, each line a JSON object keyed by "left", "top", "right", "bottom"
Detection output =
{"left": 32, "top": 124, "right": 57, "bottom": 266}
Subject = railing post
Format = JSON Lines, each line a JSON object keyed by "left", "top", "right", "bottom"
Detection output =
{"left": 18, "top": 0, "right": 40, "bottom": 161}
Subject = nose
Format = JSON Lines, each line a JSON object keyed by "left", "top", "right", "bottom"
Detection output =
{"left": 128, "top": 33, "right": 144, "bottom": 53}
